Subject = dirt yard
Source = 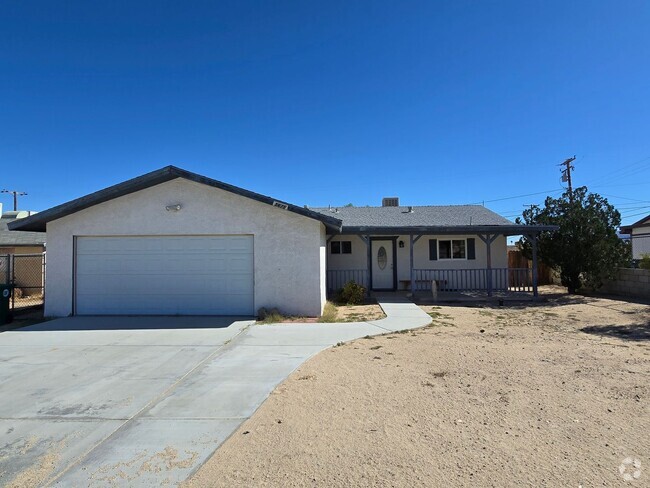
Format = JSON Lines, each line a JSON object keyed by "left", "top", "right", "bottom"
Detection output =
{"left": 185, "top": 289, "right": 649, "bottom": 487}
{"left": 258, "top": 303, "right": 386, "bottom": 324}
{"left": 333, "top": 303, "right": 386, "bottom": 322}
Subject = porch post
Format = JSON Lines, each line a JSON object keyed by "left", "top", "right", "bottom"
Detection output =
{"left": 409, "top": 234, "right": 414, "bottom": 296}
{"left": 478, "top": 233, "right": 498, "bottom": 297}
{"left": 485, "top": 235, "right": 493, "bottom": 297}
{"left": 364, "top": 235, "right": 371, "bottom": 297}
{"left": 530, "top": 233, "right": 539, "bottom": 298}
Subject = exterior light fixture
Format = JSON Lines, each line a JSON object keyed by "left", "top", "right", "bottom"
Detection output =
{"left": 165, "top": 204, "right": 182, "bottom": 212}
{"left": 399, "top": 240, "right": 405, "bottom": 248}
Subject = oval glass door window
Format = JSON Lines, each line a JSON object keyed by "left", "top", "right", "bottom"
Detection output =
{"left": 377, "top": 246, "right": 387, "bottom": 270}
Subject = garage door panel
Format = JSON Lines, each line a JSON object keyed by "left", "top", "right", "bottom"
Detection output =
{"left": 75, "top": 236, "right": 254, "bottom": 315}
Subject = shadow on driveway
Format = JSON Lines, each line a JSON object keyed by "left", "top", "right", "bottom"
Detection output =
{"left": 14, "top": 315, "right": 254, "bottom": 331}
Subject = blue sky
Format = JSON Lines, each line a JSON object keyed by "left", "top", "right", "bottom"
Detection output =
{"left": 1, "top": 1, "right": 649, "bottom": 227}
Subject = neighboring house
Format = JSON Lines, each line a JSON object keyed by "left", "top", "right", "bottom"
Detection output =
{"left": 9, "top": 166, "right": 556, "bottom": 317}
{"left": 0, "top": 205, "right": 45, "bottom": 255}
{"left": 0, "top": 205, "right": 46, "bottom": 294}
{"left": 621, "top": 214, "right": 650, "bottom": 260}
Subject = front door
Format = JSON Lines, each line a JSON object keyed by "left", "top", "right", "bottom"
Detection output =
{"left": 371, "top": 239, "right": 395, "bottom": 290}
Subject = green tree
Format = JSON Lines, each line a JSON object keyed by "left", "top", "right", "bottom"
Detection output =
{"left": 517, "top": 187, "right": 631, "bottom": 293}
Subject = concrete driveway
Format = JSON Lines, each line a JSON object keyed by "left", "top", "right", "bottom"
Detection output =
{"left": 0, "top": 300, "right": 431, "bottom": 487}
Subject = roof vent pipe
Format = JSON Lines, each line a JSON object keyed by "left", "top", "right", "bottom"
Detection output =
{"left": 408, "top": 206, "right": 413, "bottom": 213}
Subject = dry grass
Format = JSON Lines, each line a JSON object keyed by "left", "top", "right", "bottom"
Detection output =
{"left": 257, "top": 302, "right": 386, "bottom": 324}
{"left": 329, "top": 302, "right": 386, "bottom": 323}
{"left": 317, "top": 301, "right": 338, "bottom": 323}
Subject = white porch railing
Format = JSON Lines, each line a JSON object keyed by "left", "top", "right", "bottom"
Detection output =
{"left": 412, "top": 268, "right": 533, "bottom": 293}
{"left": 326, "top": 269, "right": 369, "bottom": 293}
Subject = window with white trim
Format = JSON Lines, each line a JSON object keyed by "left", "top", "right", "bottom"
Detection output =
{"left": 438, "top": 239, "right": 466, "bottom": 259}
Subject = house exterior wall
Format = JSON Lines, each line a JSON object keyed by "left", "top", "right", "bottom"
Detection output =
{"left": 45, "top": 178, "right": 326, "bottom": 317}
{"left": 630, "top": 226, "right": 650, "bottom": 259}
{"left": 319, "top": 226, "right": 327, "bottom": 309}
{"left": 327, "top": 235, "right": 368, "bottom": 271}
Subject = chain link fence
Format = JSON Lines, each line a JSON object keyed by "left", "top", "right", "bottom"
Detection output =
{"left": 0, "top": 253, "right": 45, "bottom": 309}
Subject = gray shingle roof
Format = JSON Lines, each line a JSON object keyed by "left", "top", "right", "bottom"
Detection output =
{"left": 312, "top": 205, "right": 514, "bottom": 229}
{"left": 0, "top": 217, "right": 46, "bottom": 247}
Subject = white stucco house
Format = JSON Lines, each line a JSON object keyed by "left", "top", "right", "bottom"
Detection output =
{"left": 621, "top": 214, "right": 650, "bottom": 260}
{"left": 9, "top": 166, "right": 555, "bottom": 317}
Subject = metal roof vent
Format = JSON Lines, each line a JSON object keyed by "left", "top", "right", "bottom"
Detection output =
{"left": 382, "top": 197, "right": 399, "bottom": 207}
{"left": 272, "top": 201, "right": 289, "bottom": 210}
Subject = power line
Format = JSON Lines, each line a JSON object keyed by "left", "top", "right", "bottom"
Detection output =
{"left": 470, "top": 188, "right": 563, "bottom": 205}
{"left": 1, "top": 189, "right": 27, "bottom": 211}
{"left": 598, "top": 193, "right": 650, "bottom": 203}
{"left": 591, "top": 181, "right": 650, "bottom": 189}
{"left": 587, "top": 155, "right": 650, "bottom": 187}
{"left": 621, "top": 209, "right": 650, "bottom": 219}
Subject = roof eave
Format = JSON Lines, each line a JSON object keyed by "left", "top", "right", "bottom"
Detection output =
{"left": 8, "top": 166, "right": 343, "bottom": 232}
{"left": 332, "top": 224, "right": 559, "bottom": 235}
{"left": 620, "top": 215, "right": 650, "bottom": 234}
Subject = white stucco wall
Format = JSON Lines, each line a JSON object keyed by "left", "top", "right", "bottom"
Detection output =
{"left": 631, "top": 226, "right": 650, "bottom": 259}
{"left": 327, "top": 234, "right": 508, "bottom": 289}
{"left": 45, "top": 178, "right": 326, "bottom": 317}
{"left": 326, "top": 235, "right": 368, "bottom": 271}
{"left": 404, "top": 234, "right": 508, "bottom": 279}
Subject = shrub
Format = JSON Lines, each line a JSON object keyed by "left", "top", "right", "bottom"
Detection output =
{"left": 640, "top": 253, "right": 650, "bottom": 270}
{"left": 257, "top": 307, "right": 285, "bottom": 324}
{"left": 318, "top": 301, "right": 338, "bottom": 323}
{"left": 337, "top": 280, "right": 366, "bottom": 305}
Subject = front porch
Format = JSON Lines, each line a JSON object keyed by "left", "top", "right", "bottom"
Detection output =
{"left": 326, "top": 229, "right": 544, "bottom": 299}
{"left": 327, "top": 267, "right": 537, "bottom": 298}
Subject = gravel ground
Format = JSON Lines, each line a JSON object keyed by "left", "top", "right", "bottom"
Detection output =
{"left": 184, "top": 289, "right": 649, "bottom": 487}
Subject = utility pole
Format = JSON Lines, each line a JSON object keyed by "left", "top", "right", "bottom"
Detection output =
{"left": 1, "top": 189, "right": 27, "bottom": 211}
{"left": 559, "top": 156, "right": 576, "bottom": 201}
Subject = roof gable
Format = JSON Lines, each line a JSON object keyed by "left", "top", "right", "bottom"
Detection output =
{"left": 621, "top": 213, "right": 650, "bottom": 233}
{"left": 8, "top": 166, "right": 343, "bottom": 232}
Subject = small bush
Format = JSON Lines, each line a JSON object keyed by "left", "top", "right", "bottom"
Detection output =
{"left": 640, "top": 253, "right": 650, "bottom": 270}
{"left": 318, "top": 301, "right": 338, "bottom": 323}
{"left": 336, "top": 280, "right": 366, "bottom": 305}
{"left": 257, "top": 307, "right": 285, "bottom": 324}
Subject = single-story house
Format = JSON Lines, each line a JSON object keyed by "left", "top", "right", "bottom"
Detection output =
{"left": 9, "top": 166, "right": 556, "bottom": 317}
{"left": 621, "top": 214, "right": 650, "bottom": 260}
{"left": 0, "top": 205, "right": 45, "bottom": 255}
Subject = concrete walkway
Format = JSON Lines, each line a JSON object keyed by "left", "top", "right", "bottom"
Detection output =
{"left": 0, "top": 299, "right": 431, "bottom": 487}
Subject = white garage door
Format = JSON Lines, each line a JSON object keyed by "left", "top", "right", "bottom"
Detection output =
{"left": 75, "top": 236, "right": 254, "bottom": 315}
